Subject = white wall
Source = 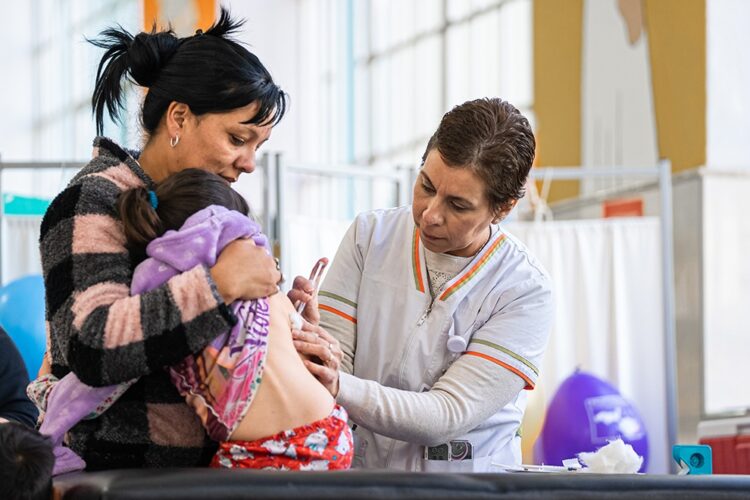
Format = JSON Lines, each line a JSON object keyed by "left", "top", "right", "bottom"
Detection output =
{"left": 224, "top": 0, "right": 311, "bottom": 166}
{"left": 580, "top": 0, "right": 659, "bottom": 194}
{"left": 706, "top": 0, "right": 750, "bottom": 169}
{"left": 0, "top": 3, "right": 34, "bottom": 161}
{"left": 702, "top": 173, "right": 750, "bottom": 415}
{"left": 0, "top": 1, "right": 140, "bottom": 200}
{"left": 0, "top": 2, "right": 71, "bottom": 200}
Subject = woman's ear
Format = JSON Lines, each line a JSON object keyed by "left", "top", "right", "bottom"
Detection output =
{"left": 492, "top": 199, "right": 519, "bottom": 224}
{"left": 165, "top": 101, "right": 191, "bottom": 136}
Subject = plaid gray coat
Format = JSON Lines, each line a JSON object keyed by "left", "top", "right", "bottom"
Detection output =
{"left": 40, "top": 137, "right": 236, "bottom": 469}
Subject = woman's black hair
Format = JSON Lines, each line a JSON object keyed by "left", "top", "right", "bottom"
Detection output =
{"left": 118, "top": 168, "right": 250, "bottom": 261}
{"left": 90, "top": 7, "right": 286, "bottom": 135}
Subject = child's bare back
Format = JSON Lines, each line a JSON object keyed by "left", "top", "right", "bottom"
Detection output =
{"left": 230, "top": 293, "right": 334, "bottom": 441}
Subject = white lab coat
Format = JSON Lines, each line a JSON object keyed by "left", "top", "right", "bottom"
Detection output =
{"left": 319, "top": 206, "right": 552, "bottom": 472}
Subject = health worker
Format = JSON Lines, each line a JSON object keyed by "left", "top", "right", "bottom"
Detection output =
{"left": 291, "top": 97, "right": 554, "bottom": 472}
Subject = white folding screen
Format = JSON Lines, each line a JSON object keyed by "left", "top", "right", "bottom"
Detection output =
{"left": 504, "top": 218, "right": 668, "bottom": 473}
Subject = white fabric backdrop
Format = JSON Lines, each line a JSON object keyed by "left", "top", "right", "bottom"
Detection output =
{"left": 504, "top": 217, "right": 667, "bottom": 473}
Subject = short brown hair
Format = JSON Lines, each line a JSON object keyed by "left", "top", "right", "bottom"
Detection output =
{"left": 422, "top": 98, "right": 535, "bottom": 213}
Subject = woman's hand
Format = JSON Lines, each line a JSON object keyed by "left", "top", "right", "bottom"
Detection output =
{"left": 292, "top": 320, "right": 341, "bottom": 396}
{"left": 211, "top": 239, "right": 282, "bottom": 303}
{"left": 287, "top": 276, "right": 320, "bottom": 324}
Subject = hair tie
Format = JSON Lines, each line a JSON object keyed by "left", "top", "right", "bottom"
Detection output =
{"left": 148, "top": 190, "right": 159, "bottom": 210}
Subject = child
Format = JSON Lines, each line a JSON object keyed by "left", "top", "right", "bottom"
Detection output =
{"left": 31, "top": 169, "right": 352, "bottom": 473}
{"left": 0, "top": 421, "right": 54, "bottom": 500}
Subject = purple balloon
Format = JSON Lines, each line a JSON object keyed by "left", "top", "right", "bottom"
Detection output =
{"left": 535, "top": 370, "right": 649, "bottom": 471}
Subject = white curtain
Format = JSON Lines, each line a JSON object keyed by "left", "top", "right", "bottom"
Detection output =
{"left": 2, "top": 216, "right": 42, "bottom": 285}
{"left": 504, "top": 217, "right": 668, "bottom": 473}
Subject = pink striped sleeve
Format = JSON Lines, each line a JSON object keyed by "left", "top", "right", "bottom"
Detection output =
{"left": 167, "top": 266, "right": 224, "bottom": 323}
{"left": 104, "top": 295, "right": 144, "bottom": 348}
{"left": 71, "top": 282, "right": 131, "bottom": 331}
{"left": 72, "top": 214, "right": 126, "bottom": 255}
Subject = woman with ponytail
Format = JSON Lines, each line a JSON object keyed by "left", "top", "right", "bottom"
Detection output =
{"left": 34, "top": 8, "right": 292, "bottom": 469}
{"left": 35, "top": 170, "right": 352, "bottom": 474}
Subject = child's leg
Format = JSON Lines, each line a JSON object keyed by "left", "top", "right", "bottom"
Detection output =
{"left": 210, "top": 405, "right": 353, "bottom": 470}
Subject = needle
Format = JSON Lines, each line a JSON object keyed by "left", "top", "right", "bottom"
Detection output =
{"left": 296, "top": 257, "right": 329, "bottom": 314}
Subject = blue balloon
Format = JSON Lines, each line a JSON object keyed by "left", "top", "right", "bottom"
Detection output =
{"left": 536, "top": 370, "right": 649, "bottom": 471}
{"left": 0, "top": 274, "right": 46, "bottom": 377}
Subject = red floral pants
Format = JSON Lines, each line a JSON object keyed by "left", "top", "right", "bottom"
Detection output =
{"left": 210, "top": 404, "right": 353, "bottom": 470}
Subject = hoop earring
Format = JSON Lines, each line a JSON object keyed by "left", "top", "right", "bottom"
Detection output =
{"left": 170, "top": 135, "right": 180, "bottom": 148}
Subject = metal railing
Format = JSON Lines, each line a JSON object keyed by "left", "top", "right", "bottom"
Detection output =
{"left": 0, "top": 161, "right": 84, "bottom": 284}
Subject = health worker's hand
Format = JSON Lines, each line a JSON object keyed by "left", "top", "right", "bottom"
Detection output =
{"left": 292, "top": 320, "right": 341, "bottom": 397}
{"left": 288, "top": 276, "right": 320, "bottom": 325}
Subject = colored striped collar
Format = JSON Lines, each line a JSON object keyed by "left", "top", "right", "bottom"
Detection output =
{"left": 412, "top": 228, "right": 426, "bottom": 293}
{"left": 411, "top": 226, "right": 507, "bottom": 298}
{"left": 439, "top": 233, "right": 506, "bottom": 300}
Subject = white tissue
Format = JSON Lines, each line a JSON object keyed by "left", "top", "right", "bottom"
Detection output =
{"left": 577, "top": 438, "right": 643, "bottom": 474}
{"left": 289, "top": 311, "right": 303, "bottom": 331}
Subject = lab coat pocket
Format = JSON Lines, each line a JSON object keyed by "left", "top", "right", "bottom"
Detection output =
{"left": 351, "top": 428, "right": 368, "bottom": 469}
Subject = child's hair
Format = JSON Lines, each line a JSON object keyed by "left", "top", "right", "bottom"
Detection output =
{"left": 0, "top": 422, "right": 54, "bottom": 500}
{"left": 118, "top": 168, "right": 250, "bottom": 260}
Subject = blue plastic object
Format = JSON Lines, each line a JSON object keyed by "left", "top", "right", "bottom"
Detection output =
{"left": 673, "top": 444, "right": 712, "bottom": 475}
{"left": 0, "top": 275, "right": 46, "bottom": 377}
